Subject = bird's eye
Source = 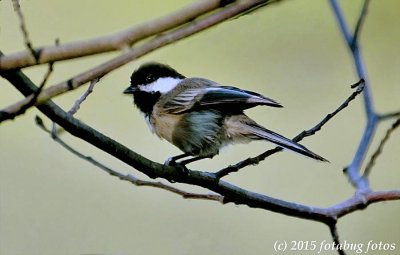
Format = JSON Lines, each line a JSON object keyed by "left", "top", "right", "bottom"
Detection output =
{"left": 145, "top": 74, "right": 153, "bottom": 82}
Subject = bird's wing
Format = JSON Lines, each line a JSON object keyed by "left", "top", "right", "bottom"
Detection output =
{"left": 163, "top": 78, "right": 282, "bottom": 114}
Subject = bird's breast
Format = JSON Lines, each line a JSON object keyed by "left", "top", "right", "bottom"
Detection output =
{"left": 150, "top": 112, "right": 183, "bottom": 144}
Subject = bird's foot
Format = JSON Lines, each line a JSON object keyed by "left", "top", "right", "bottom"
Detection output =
{"left": 164, "top": 157, "right": 189, "bottom": 175}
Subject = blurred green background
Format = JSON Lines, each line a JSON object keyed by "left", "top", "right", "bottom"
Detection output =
{"left": 1, "top": 0, "right": 399, "bottom": 254}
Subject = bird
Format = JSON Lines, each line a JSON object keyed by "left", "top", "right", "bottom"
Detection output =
{"left": 123, "top": 62, "right": 327, "bottom": 167}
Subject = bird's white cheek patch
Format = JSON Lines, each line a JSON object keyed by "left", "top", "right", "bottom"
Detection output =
{"left": 140, "top": 77, "right": 182, "bottom": 94}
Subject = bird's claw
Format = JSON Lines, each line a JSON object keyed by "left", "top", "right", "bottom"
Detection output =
{"left": 164, "top": 157, "right": 176, "bottom": 166}
{"left": 164, "top": 158, "right": 189, "bottom": 175}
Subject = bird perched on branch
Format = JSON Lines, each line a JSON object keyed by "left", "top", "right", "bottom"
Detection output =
{"left": 124, "top": 62, "right": 327, "bottom": 168}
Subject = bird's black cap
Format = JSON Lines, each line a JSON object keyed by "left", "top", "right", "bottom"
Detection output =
{"left": 124, "top": 62, "right": 185, "bottom": 92}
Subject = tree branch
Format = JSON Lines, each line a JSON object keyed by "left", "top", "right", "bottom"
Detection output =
{"left": 0, "top": 0, "right": 280, "bottom": 123}
{"left": 350, "top": 0, "right": 370, "bottom": 51}
{"left": 0, "top": 68, "right": 335, "bottom": 224}
{"left": 0, "top": 61, "right": 53, "bottom": 122}
{"left": 329, "top": 223, "right": 346, "bottom": 255}
{"left": 68, "top": 77, "right": 99, "bottom": 116}
{"left": 378, "top": 110, "right": 400, "bottom": 121}
{"left": 0, "top": 0, "right": 224, "bottom": 70}
{"left": 329, "top": 0, "right": 375, "bottom": 192}
{"left": 2, "top": 67, "right": 399, "bottom": 227}
{"left": 363, "top": 117, "right": 400, "bottom": 178}
{"left": 11, "top": 0, "right": 40, "bottom": 62}
{"left": 0, "top": 0, "right": 281, "bottom": 71}
{"left": 215, "top": 79, "right": 365, "bottom": 178}
{"left": 326, "top": 190, "right": 400, "bottom": 218}
{"left": 35, "top": 116, "right": 223, "bottom": 202}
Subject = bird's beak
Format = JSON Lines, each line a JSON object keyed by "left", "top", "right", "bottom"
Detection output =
{"left": 123, "top": 86, "right": 138, "bottom": 94}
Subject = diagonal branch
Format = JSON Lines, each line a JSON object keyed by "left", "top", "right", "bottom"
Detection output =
{"left": 0, "top": 0, "right": 224, "bottom": 70}
{"left": 0, "top": 0, "right": 280, "bottom": 123}
{"left": 1, "top": 68, "right": 335, "bottom": 224}
{"left": 35, "top": 116, "right": 223, "bottom": 202}
{"left": 0, "top": 62, "right": 53, "bottom": 122}
{"left": 363, "top": 117, "right": 400, "bottom": 178}
{"left": 49, "top": 77, "right": 100, "bottom": 137}
{"left": 68, "top": 78, "right": 99, "bottom": 116}
{"left": 11, "top": 0, "right": 40, "bottom": 62}
{"left": 0, "top": 0, "right": 281, "bottom": 71}
{"left": 4, "top": 66, "right": 399, "bottom": 227}
{"left": 215, "top": 79, "right": 365, "bottom": 178}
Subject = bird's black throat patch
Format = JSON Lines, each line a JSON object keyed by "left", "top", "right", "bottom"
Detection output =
{"left": 133, "top": 91, "right": 161, "bottom": 115}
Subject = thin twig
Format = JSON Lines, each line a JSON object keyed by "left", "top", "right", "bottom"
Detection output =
{"left": 328, "top": 224, "right": 347, "bottom": 255}
{"left": 363, "top": 117, "right": 400, "bottom": 178}
{"left": 378, "top": 110, "right": 400, "bottom": 121}
{"left": 40, "top": 63, "right": 54, "bottom": 87}
{"left": 50, "top": 77, "right": 99, "bottom": 134}
{"left": 351, "top": 0, "right": 370, "bottom": 51}
{"left": 293, "top": 80, "right": 364, "bottom": 141}
{"left": 215, "top": 79, "right": 365, "bottom": 178}
{"left": 123, "top": 174, "right": 224, "bottom": 201}
{"left": 24, "top": 63, "right": 54, "bottom": 108}
{"left": 68, "top": 78, "right": 100, "bottom": 115}
{"left": 11, "top": 0, "right": 40, "bottom": 62}
{"left": 35, "top": 115, "right": 223, "bottom": 202}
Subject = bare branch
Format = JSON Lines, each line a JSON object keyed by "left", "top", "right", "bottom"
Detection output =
{"left": 1, "top": 0, "right": 280, "bottom": 122}
{"left": 1, "top": 0, "right": 219, "bottom": 70}
{"left": 329, "top": 0, "right": 376, "bottom": 192}
{"left": 35, "top": 116, "right": 224, "bottom": 202}
{"left": 351, "top": 0, "right": 370, "bottom": 50}
{"left": 39, "top": 63, "right": 54, "bottom": 87}
{"left": 68, "top": 78, "right": 99, "bottom": 116}
{"left": 123, "top": 174, "right": 224, "bottom": 201}
{"left": 4, "top": 68, "right": 400, "bottom": 226}
{"left": 326, "top": 190, "right": 400, "bottom": 218}
{"left": 0, "top": 37, "right": 58, "bottom": 122}
{"left": 363, "top": 117, "right": 400, "bottom": 178}
{"left": 378, "top": 110, "right": 400, "bottom": 121}
{"left": 0, "top": 62, "right": 53, "bottom": 122}
{"left": 48, "top": 75, "right": 98, "bottom": 136}
{"left": 328, "top": 224, "right": 347, "bottom": 255}
{"left": 0, "top": 69, "right": 338, "bottom": 224}
{"left": 0, "top": 0, "right": 281, "bottom": 71}
{"left": 215, "top": 79, "right": 365, "bottom": 178}
{"left": 11, "top": 0, "right": 40, "bottom": 62}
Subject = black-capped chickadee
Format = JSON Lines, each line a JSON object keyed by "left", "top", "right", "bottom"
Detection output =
{"left": 123, "top": 62, "right": 327, "bottom": 167}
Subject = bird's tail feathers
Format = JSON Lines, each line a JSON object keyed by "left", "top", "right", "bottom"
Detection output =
{"left": 246, "top": 123, "right": 328, "bottom": 162}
